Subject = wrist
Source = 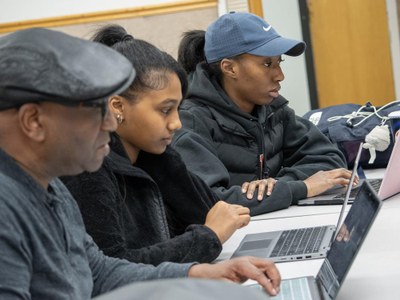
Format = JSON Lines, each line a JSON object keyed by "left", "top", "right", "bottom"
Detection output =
{"left": 204, "top": 224, "right": 223, "bottom": 243}
{"left": 188, "top": 263, "right": 209, "bottom": 278}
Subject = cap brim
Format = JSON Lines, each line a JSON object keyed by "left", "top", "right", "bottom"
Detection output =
{"left": 248, "top": 36, "right": 306, "bottom": 57}
{"left": 0, "top": 28, "right": 137, "bottom": 111}
{"left": 0, "top": 64, "right": 136, "bottom": 111}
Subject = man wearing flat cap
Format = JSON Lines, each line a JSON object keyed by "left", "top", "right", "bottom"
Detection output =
{"left": 0, "top": 28, "right": 281, "bottom": 300}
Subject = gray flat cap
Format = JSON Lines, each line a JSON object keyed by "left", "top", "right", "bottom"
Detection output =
{"left": 0, "top": 28, "right": 136, "bottom": 110}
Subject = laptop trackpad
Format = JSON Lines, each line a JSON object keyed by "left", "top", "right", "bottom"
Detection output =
{"left": 239, "top": 239, "right": 272, "bottom": 251}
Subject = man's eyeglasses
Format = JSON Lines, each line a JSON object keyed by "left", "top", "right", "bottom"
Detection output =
{"left": 59, "top": 99, "right": 108, "bottom": 118}
{"left": 1, "top": 99, "right": 109, "bottom": 118}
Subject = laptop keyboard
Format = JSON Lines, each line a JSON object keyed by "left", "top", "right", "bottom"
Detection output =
{"left": 248, "top": 277, "right": 313, "bottom": 300}
{"left": 333, "top": 178, "right": 382, "bottom": 200}
{"left": 270, "top": 226, "right": 328, "bottom": 257}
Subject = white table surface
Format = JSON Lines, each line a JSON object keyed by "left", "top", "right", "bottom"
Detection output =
{"left": 218, "top": 168, "right": 400, "bottom": 299}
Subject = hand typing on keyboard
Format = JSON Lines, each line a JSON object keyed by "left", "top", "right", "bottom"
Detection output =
{"left": 333, "top": 178, "right": 382, "bottom": 200}
{"left": 304, "top": 168, "right": 359, "bottom": 198}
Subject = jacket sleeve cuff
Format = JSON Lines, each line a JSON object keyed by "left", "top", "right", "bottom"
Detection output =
{"left": 155, "top": 262, "right": 198, "bottom": 278}
{"left": 286, "top": 180, "right": 308, "bottom": 204}
{"left": 185, "top": 224, "right": 222, "bottom": 262}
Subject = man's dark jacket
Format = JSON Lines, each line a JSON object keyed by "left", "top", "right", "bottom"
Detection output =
{"left": 172, "top": 62, "right": 347, "bottom": 216}
{"left": 63, "top": 134, "right": 221, "bottom": 266}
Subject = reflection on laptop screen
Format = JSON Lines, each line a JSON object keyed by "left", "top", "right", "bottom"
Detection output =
{"left": 316, "top": 182, "right": 381, "bottom": 299}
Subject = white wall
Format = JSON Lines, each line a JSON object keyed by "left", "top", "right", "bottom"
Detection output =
{"left": 0, "top": 0, "right": 173, "bottom": 23}
{"left": 262, "top": 0, "right": 311, "bottom": 115}
{"left": 386, "top": 0, "right": 400, "bottom": 101}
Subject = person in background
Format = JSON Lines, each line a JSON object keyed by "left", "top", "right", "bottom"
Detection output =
{"left": 177, "top": 29, "right": 206, "bottom": 76}
{"left": 0, "top": 27, "right": 280, "bottom": 299}
{"left": 173, "top": 12, "right": 352, "bottom": 216}
{"left": 62, "top": 24, "right": 250, "bottom": 265}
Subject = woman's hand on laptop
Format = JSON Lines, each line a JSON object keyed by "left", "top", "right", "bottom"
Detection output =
{"left": 188, "top": 256, "right": 281, "bottom": 296}
{"left": 242, "top": 178, "right": 278, "bottom": 201}
{"left": 304, "top": 168, "right": 358, "bottom": 197}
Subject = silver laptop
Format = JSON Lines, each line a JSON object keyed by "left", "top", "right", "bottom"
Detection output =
{"left": 299, "top": 131, "right": 400, "bottom": 206}
{"left": 248, "top": 181, "right": 382, "bottom": 300}
{"left": 231, "top": 144, "right": 363, "bottom": 263}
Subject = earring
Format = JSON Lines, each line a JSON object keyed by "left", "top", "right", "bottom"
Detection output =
{"left": 116, "top": 114, "right": 124, "bottom": 124}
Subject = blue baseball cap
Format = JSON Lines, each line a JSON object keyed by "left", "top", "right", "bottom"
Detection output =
{"left": 205, "top": 12, "right": 306, "bottom": 63}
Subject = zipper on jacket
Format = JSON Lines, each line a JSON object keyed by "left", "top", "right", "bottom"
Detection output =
{"left": 259, "top": 111, "right": 276, "bottom": 179}
{"left": 256, "top": 122, "right": 267, "bottom": 179}
{"left": 259, "top": 154, "right": 264, "bottom": 179}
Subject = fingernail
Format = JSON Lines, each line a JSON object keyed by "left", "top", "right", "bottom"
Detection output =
{"left": 258, "top": 195, "right": 262, "bottom": 200}
{"left": 271, "top": 288, "right": 277, "bottom": 295}
{"left": 242, "top": 188, "right": 246, "bottom": 193}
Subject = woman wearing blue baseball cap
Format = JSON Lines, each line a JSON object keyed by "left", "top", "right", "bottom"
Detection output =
{"left": 172, "top": 12, "right": 351, "bottom": 216}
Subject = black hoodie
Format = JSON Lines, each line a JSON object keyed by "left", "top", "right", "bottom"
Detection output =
{"left": 62, "top": 133, "right": 222, "bottom": 265}
{"left": 172, "top": 62, "right": 346, "bottom": 216}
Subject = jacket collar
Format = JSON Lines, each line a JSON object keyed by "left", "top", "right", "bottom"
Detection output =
{"left": 187, "top": 63, "right": 289, "bottom": 134}
{"left": 106, "top": 134, "right": 179, "bottom": 183}
{"left": 0, "top": 148, "right": 68, "bottom": 206}
{"left": 105, "top": 134, "right": 151, "bottom": 179}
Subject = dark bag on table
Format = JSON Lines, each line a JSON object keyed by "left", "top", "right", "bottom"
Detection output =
{"left": 303, "top": 101, "right": 400, "bottom": 168}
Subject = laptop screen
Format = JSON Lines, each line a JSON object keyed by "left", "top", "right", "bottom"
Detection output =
{"left": 333, "top": 142, "right": 363, "bottom": 241}
{"left": 316, "top": 182, "right": 381, "bottom": 299}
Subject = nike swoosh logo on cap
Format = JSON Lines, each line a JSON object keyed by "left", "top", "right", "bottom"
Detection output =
{"left": 263, "top": 25, "right": 272, "bottom": 32}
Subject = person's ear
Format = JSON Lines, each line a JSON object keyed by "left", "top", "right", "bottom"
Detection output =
{"left": 220, "top": 58, "right": 238, "bottom": 79}
{"left": 17, "top": 103, "right": 46, "bottom": 142}
{"left": 109, "top": 95, "right": 125, "bottom": 115}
